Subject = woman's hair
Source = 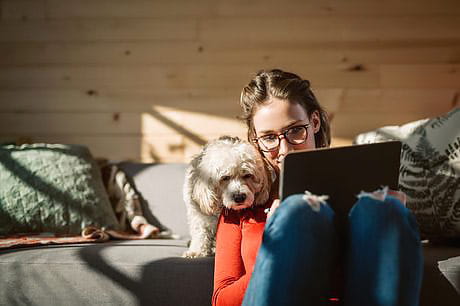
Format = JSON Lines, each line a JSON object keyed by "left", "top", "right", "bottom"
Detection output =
{"left": 239, "top": 69, "right": 331, "bottom": 148}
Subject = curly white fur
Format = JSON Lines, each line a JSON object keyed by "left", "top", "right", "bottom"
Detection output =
{"left": 183, "top": 136, "right": 270, "bottom": 258}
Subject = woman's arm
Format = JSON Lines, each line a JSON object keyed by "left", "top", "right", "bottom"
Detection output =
{"left": 212, "top": 212, "right": 251, "bottom": 306}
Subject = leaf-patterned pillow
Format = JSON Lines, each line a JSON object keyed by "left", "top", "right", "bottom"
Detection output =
{"left": 354, "top": 108, "right": 460, "bottom": 239}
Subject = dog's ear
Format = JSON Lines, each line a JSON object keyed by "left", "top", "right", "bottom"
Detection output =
{"left": 192, "top": 176, "right": 220, "bottom": 216}
{"left": 254, "top": 158, "right": 271, "bottom": 206}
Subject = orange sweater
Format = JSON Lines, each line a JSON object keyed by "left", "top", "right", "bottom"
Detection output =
{"left": 212, "top": 204, "right": 269, "bottom": 306}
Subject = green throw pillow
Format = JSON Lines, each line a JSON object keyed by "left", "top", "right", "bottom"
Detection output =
{"left": 0, "top": 143, "right": 120, "bottom": 235}
{"left": 354, "top": 108, "right": 460, "bottom": 239}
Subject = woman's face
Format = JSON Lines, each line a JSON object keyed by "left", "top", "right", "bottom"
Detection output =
{"left": 252, "top": 97, "right": 320, "bottom": 172}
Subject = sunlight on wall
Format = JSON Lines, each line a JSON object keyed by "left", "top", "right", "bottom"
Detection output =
{"left": 141, "top": 106, "right": 246, "bottom": 163}
{"left": 140, "top": 105, "right": 354, "bottom": 163}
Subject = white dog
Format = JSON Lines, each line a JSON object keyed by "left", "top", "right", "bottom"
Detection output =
{"left": 183, "top": 136, "right": 271, "bottom": 258}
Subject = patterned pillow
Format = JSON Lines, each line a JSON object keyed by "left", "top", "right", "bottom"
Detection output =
{"left": 354, "top": 108, "right": 460, "bottom": 239}
{"left": 0, "top": 143, "right": 120, "bottom": 235}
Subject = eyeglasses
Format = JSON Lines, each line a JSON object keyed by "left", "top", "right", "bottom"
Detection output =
{"left": 254, "top": 124, "right": 310, "bottom": 152}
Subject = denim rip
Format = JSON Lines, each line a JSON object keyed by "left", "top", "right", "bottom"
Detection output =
{"left": 356, "top": 186, "right": 407, "bottom": 206}
{"left": 302, "top": 190, "right": 329, "bottom": 212}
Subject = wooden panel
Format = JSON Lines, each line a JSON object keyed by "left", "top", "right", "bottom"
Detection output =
{"left": 0, "top": 0, "right": 45, "bottom": 20}
{"left": 332, "top": 88, "right": 457, "bottom": 137}
{"left": 0, "top": 64, "right": 379, "bottom": 90}
{"left": 340, "top": 89, "right": 457, "bottom": 113}
{"left": 140, "top": 108, "right": 246, "bottom": 138}
{"left": 0, "top": 112, "right": 143, "bottom": 135}
{"left": 4, "top": 0, "right": 458, "bottom": 20}
{"left": 0, "top": 41, "right": 202, "bottom": 65}
{"left": 0, "top": 88, "right": 343, "bottom": 120}
{"left": 199, "top": 16, "right": 460, "bottom": 45}
{"left": 0, "top": 134, "right": 142, "bottom": 161}
{"left": 217, "top": 0, "right": 460, "bottom": 16}
{"left": 0, "top": 109, "right": 247, "bottom": 137}
{"left": 44, "top": 0, "right": 215, "bottom": 19}
{"left": 141, "top": 134, "right": 186, "bottom": 163}
{"left": 380, "top": 64, "right": 460, "bottom": 88}
{"left": 0, "top": 18, "right": 197, "bottom": 42}
{"left": 330, "top": 111, "right": 454, "bottom": 139}
{"left": 1, "top": 0, "right": 458, "bottom": 163}
{"left": 0, "top": 88, "right": 241, "bottom": 114}
{"left": 2, "top": 42, "right": 459, "bottom": 66}
{"left": 0, "top": 65, "right": 250, "bottom": 90}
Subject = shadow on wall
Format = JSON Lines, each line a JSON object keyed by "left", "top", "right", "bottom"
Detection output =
{"left": 146, "top": 108, "right": 207, "bottom": 147}
{"left": 144, "top": 108, "right": 208, "bottom": 162}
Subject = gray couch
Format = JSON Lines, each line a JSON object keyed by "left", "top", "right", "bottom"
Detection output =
{"left": 1, "top": 162, "right": 459, "bottom": 305}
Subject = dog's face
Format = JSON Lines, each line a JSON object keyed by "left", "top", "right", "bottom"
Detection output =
{"left": 192, "top": 138, "right": 270, "bottom": 215}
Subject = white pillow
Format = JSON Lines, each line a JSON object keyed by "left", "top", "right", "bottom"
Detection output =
{"left": 354, "top": 108, "right": 460, "bottom": 239}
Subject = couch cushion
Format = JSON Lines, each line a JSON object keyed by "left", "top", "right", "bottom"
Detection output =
{"left": 0, "top": 240, "right": 214, "bottom": 306}
{"left": 0, "top": 143, "right": 120, "bottom": 235}
{"left": 354, "top": 108, "right": 460, "bottom": 239}
{"left": 420, "top": 243, "right": 460, "bottom": 306}
{"left": 1, "top": 242, "right": 458, "bottom": 306}
{"left": 117, "top": 163, "right": 190, "bottom": 239}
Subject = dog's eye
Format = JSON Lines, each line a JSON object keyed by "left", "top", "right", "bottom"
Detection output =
{"left": 220, "top": 175, "right": 231, "bottom": 182}
{"left": 243, "top": 173, "right": 254, "bottom": 179}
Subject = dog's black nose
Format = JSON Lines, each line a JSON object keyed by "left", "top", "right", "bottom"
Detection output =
{"left": 233, "top": 193, "right": 247, "bottom": 203}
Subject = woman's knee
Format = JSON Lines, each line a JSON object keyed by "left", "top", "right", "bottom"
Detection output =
{"left": 264, "top": 192, "right": 337, "bottom": 250}
{"left": 281, "top": 192, "right": 334, "bottom": 217}
{"left": 267, "top": 193, "right": 335, "bottom": 235}
{"left": 349, "top": 190, "right": 420, "bottom": 238}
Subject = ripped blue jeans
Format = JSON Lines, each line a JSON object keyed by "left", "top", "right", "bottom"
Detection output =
{"left": 242, "top": 189, "right": 423, "bottom": 306}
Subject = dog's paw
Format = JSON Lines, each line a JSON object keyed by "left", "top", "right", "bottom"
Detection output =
{"left": 182, "top": 249, "right": 213, "bottom": 258}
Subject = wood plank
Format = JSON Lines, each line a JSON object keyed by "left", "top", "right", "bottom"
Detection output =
{"left": 145, "top": 133, "right": 249, "bottom": 163}
{"left": 0, "top": 41, "right": 202, "bottom": 65}
{"left": 217, "top": 0, "right": 460, "bottom": 16}
{"left": 2, "top": 42, "right": 459, "bottom": 66}
{"left": 4, "top": 87, "right": 451, "bottom": 121}
{"left": 0, "top": 109, "right": 246, "bottom": 137}
{"left": 340, "top": 89, "right": 456, "bottom": 113}
{"left": 0, "top": 112, "right": 143, "bottom": 135}
{"left": 0, "top": 18, "right": 197, "bottom": 42}
{"left": 199, "top": 16, "right": 460, "bottom": 45}
{"left": 1, "top": 0, "right": 45, "bottom": 20}
{"left": 0, "top": 87, "right": 343, "bottom": 119}
{"left": 0, "top": 65, "right": 249, "bottom": 90}
{"left": 44, "top": 0, "right": 215, "bottom": 19}
{"left": 141, "top": 108, "right": 246, "bottom": 138}
{"left": 4, "top": 0, "right": 459, "bottom": 20}
{"left": 0, "top": 64, "right": 380, "bottom": 90}
{"left": 0, "top": 88, "right": 242, "bottom": 114}
{"left": 2, "top": 107, "right": 450, "bottom": 154}
{"left": 141, "top": 134, "right": 186, "bottom": 163}
{"left": 0, "top": 133, "right": 195, "bottom": 163}
{"left": 0, "top": 134, "right": 142, "bottom": 161}
{"left": 331, "top": 111, "right": 452, "bottom": 139}
{"left": 380, "top": 64, "right": 460, "bottom": 88}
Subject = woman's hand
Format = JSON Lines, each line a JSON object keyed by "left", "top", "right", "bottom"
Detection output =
{"left": 266, "top": 199, "right": 280, "bottom": 219}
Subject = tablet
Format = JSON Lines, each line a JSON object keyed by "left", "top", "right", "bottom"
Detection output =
{"left": 279, "top": 141, "right": 402, "bottom": 219}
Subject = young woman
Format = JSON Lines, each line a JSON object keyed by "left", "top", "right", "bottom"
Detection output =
{"left": 212, "top": 69, "right": 423, "bottom": 306}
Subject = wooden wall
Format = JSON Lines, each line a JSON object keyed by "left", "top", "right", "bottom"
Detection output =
{"left": 0, "top": 0, "right": 459, "bottom": 162}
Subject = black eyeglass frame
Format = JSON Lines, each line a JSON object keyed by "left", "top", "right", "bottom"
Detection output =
{"left": 253, "top": 123, "right": 311, "bottom": 152}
